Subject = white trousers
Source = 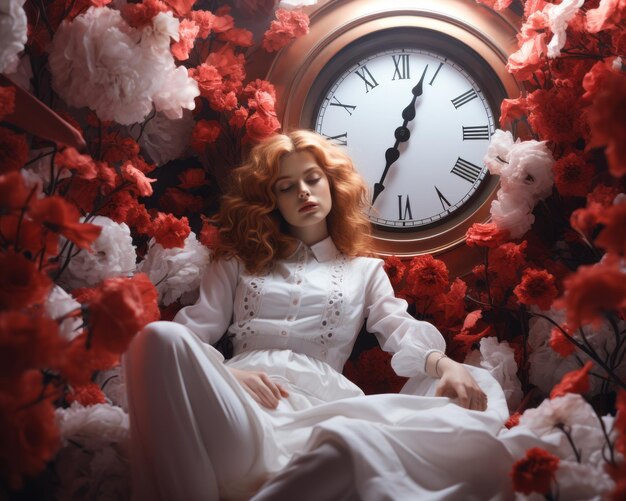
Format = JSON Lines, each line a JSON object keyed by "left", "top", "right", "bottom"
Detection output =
{"left": 124, "top": 321, "right": 358, "bottom": 501}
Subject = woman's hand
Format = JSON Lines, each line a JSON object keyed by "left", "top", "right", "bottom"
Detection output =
{"left": 227, "top": 367, "right": 289, "bottom": 409}
{"left": 430, "top": 356, "right": 488, "bottom": 411}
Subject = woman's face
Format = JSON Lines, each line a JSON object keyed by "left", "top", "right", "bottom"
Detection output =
{"left": 273, "top": 151, "right": 332, "bottom": 245}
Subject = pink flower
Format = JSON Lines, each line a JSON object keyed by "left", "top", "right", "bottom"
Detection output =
{"left": 585, "top": 0, "right": 626, "bottom": 32}
{"left": 171, "top": 19, "right": 199, "bottom": 61}
{"left": 262, "top": 9, "right": 309, "bottom": 52}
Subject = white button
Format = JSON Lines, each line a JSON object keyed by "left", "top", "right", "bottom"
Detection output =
{"left": 292, "top": 299, "right": 298, "bottom": 305}
{"left": 281, "top": 330, "right": 287, "bottom": 336}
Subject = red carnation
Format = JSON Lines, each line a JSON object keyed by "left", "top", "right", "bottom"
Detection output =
{"left": 245, "top": 109, "right": 280, "bottom": 143}
{"left": 552, "top": 152, "right": 595, "bottom": 198}
{"left": 383, "top": 256, "right": 406, "bottom": 288}
{"left": 511, "top": 447, "right": 559, "bottom": 495}
{"left": 514, "top": 268, "right": 558, "bottom": 311}
{"left": 466, "top": 222, "right": 510, "bottom": 248}
{"left": 406, "top": 254, "right": 449, "bottom": 297}
{"left": 66, "top": 383, "right": 106, "bottom": 406}
{"left": 199, "top": 219, "right": 220, "bottom": 250}
{"left": 149, "top": 213, "right": 191, "bottom": 249}
{"left": 192, "top": 120, "right": 222, "bottom": 152}
{"left": 59, "top": 333, "right": 120, "bottom": 386}
{"left": 527, "top": 87, "right": 586, "bottom": 145}
{"left": 171, "top": 19, "right": 199, "bottom": 61}
{"left": 178, "top": 168, "right": 206, "bottom": 189}
{"left": 0, "top": 171, "right": 31, "bottom": 212}
{"left": 550, "top": 361, "right": 593, "bottom": 399}
{"left": 189, "top": 10, "right": 215, "bottom": 38}
{"left": 0, "top": 251, "right": 53, "bottom": 310}
{"left": 549, "top": 327, "right": 576, "bottom": 357}
{"left": 159, "top": 188, "right": 204, "bottom": 216}
{"left": 262, "top": 8, "right": 309, "bottom": 52}
{"left": 0, "top": 85, "right": 16, "bottom": 120}
{"left": 0, "top": 127, "right": 28, "bottom": 174}
{"left": 596, "top": 203, "right": 626, "bottom": 256}
{"left": 55, "top": 148, "right": 98, "bottom": 180}
{"left": 505, "top": 412, "right": 521, "bottom": 429}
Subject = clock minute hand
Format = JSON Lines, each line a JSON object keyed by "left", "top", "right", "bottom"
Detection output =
{"left": 373, "top": 146, "right": 401, "bottom": 204}
{"left": 401, "top": 64, "right": 428, "bottom": 123}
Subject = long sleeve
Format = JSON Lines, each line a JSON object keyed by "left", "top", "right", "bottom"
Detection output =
{"left": 364, "top": 260, "right": 446, "bottom": 377}
{"left": 173, "top": 256, "right": 241, "bottom": 345}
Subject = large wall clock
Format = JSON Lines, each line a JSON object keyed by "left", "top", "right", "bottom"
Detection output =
{"left": 266, "top": 0, "right": 522, "bottom": 275}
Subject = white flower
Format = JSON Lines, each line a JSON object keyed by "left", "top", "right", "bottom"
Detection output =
{"left": 56, "top": 401, "right": 129, "bottom": 449}
{"left": 46, "top": 286, "right": 82, "bottom": 341}
{"left": 138, "top": 232, "right": 210, "bottom": 306}
{"left": 484, "top": 129, "right": 515, "bottom": 175}
{"left": 0, "top": 0, "right": 27, "bottom": 74}
{"left": 4, "top": 52, "right": 32, "bottom": 90}
{"left": 279, "top": 0, "right": 319, "bottom": 7}
{"left": 490, "top": 189, "right": 535, "bottom": 238}
{"left": 518, "top": 394, "right": 606, "bottom": 463}
{"left": 554, "top": 460, "right": 615, "bottom": 500}
{"left": 49, "top": 6, "right": 198, "bottom": 126}
{"left": 464, "top": 337, "right": 523, "bottom": 411}
{"left": 136, "top": 110, "right": 194, "bottom": 166}
{"left": 58, "top": 216, "right": 136, "bottom": 290}
{"left": 545, "top": 0, "right": 585, "bottom": 58}
{"left": 141, "top": 11, "right": 179, "bottom": 50}
{"left": 95, "top": 366, "right": 128, "bottom": 411}
{"left": 499, "top": 139, "right": 554, "bottom": 202}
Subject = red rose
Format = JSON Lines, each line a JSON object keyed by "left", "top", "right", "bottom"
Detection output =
{"left": 406, "top": 254, "right": 449, "bottom": 297}
{"left": 513, "top": 268, "right": 558, "bottom": 311}
{"left": 550, "top": 361, "right": 593, "bottom": 399}
{"left": 466, "top": 222, "right": 510, "bottom": 248}
{"left": 0, "top": 251, "right": 53, "bottom": 310}
{"left": 121, "top": 0, "right": 170, "bottom": 29}
{"left": 510, "top": 447, "right": 559, "bottom": 495}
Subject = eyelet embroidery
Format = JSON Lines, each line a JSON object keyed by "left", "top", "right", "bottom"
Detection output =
{"left": 236, "top": 271, "right": 268, "bottom": 333}
{"left": 318, "top": 254, "right": 346, "bottom": 348}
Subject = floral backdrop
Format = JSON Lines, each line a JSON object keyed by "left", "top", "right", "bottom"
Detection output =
{"left": 0, "top": 0, "right": 624, "bottom": 499}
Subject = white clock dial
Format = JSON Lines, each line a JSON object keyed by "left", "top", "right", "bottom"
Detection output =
{"left": 315, "top": 48, "right": 495, "bottom": 229}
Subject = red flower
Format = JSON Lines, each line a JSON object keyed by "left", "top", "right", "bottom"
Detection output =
{"left": 475, "top": 0, "right": 513, "bottom": 10}
{"left": 499, "top": 95, "right": 528, "bottom": 129}
{"left": 229, "top": 107, "right": 249, "bottom": 129}
{"left": 510, "top": 447, "right": 559, "bottom": 495}
{"left": 29, "top": 197, "right": 102, "bottom": 250}
{"left": 218, "top": 27, "right": 254, "bottom": 47}
{"left": 59, "top": 333, "right": 120, "bottom": 386}
{"left": 189, "top": 10, "right": 215, "bottom": 38}
{"left": 513, "top": 268, "right": 558, "bottom": 311}
{"left": 0, "top": 171, "right": 32, "bottom": 212}
{"left": 466, "top": 222, "right": 510, "bottom": 248}
{"left": 244, "top": 79, "right": 277, "bottom": 101}
{"left": 406, "top": 254, "right": 449, "bottom": 297}
{"left": 199, "top": 218, "right": 220, "bottom": 250}
{"left": 552, "top": 152, "right": 595, "bottom": 198}
{"left": 0, "top": 85, "right": 16, "bottom": 120}
{"left": 171, "top": 19, "right": 199, "bottom": 61}
{"left": 431, "top": 278, "right": 468, "bottom": 330}
{"left": 0, "top": 251, "right": 53, "bottom": 310}
{"left": 489, "top": 241, "right": 528, "bottom": 289}
{"left": 262, "top": 8, "right": 309, "bottom": 52}
{"left": 244, "top": 109, "right": 280, "bottom": 143}
{"left": 189, "top": 63, "right": 223, "bottom": 100}
{"left": 560, "top": 259, "right": 626, "bottom": 329}
{"left": 66, "top": 383, "right": 106, "bottom": 406}
{"left": 549, "top": 327, "right": 576, "bottom": 357}
{"left": 527, "top": 87, "right": 586, "bottom": 145}
{"left": 122, "top": 0, "right": 170, "bottom": 29}
{"left": 0, "top": 370, "right": 60, "bottom": 490}
{"left": 596, "top": 202, "right": 626, "bottom": 256}
{"left": 159, "top": 187, "right": 204, "bottom": 216}
{"left": 506, "top": 34, "right": 548, "bottom": 82}
{"left": 383, "top": 256, "right": 406, "bottom": 288}
{"left": 570, "top": 202, "right": 603, "bottom": 238}
{"left": 587, "top": 184, "right": 622, "bottom": 206}
{"left": 0, "top": 312, "right": 63, "bottom": 378}
{"left": 55, "top": 147, "right": 98, "bottom": 180}
{"left": 100, "top": 132, "right": 141, "bottom": 165}
{"left": 205, "top": 45, "right": 245, "bottom": 92}
{"left": 585, "top": 0, "right": 626, "bottom": 32}
{"left": 178, "top": 168, "right": 206, "bottom": 189}
{"left": 212, "top": 6, "right": 235, "bottom": 33}
{"left": 192, "top": 120, "right": 222, "bottom": 152}
{"left": 121, "top": 161, "right": 156, "bottom": 197}
{"left": 505, "top": 412, "right": 521, "bottom": 429}
{"left": 550, "top": 361, "right": 593, "bottom": 399}
{"left": 0, "top": 127, "right": 28, "bottom": 174}
{"left": 149, "top": 213, "right": 191, "bottom": 249}
{"left": 162, "top": 0, "right": 195, "bottom": 16}
{"left": 0, "top": 215, "right": 59, "bottom": 258}
{"left": 86, "top": 273, "right": 159, "bottom": 354}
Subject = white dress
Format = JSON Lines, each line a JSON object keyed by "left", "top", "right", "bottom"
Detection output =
{"left": 124, "top": 237, "right": 516, "bottom": 501}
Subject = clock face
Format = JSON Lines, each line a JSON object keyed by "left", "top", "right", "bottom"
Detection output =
{"left": 314, "top": 48, "right": 495, "bottom": 230}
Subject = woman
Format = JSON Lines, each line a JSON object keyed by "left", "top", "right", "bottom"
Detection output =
{"left": 124, "top": 130, "right": 513, "bottom": 501}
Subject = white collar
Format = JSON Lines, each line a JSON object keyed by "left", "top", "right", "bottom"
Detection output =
{"left": 289, "top": 236, "right": 338, "bottom": 262}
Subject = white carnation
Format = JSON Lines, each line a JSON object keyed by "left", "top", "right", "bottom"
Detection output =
{"left": 136, "top": 110, "right": 194, "bottom": 166}
{"left": 4, "top": 53, "right": 32, "bottom": 90}
{"left": 554, "top": 460, "right": 615, "bottom": 500}
{"left": 46, "top": 286, "right": 82, "bottom": 341}
{"left": 56, "top": 401, "right": 129, "bottom": 450}
{"left": 49, "top": 6, "right": 198, "bottom": 126}
{"left": 138, "top": 232, "right": 210, "bottom": 306}
{"left": 484, "top": 129, "right": 515, "bottom": 175}
{"left": 0, "top": 0, "right": 27, "bottom": 74}
{"left": 58, "top": 216, "right": 137, "bottom": 290}
{"left": 464, "top": 337, "right": 523, "bottom": 411}
{"left": 490, "top": 189, "right": 535, "bottom": 238}
{"left": 545, "top": 0, "right": 585, "bottom": 58}
{"left": 499, "top": 139, "right": 554, "bottom": 202}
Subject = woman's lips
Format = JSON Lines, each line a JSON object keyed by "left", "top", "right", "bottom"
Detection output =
{"left": 299, "top": 202, "right": 318, "bottom": 212}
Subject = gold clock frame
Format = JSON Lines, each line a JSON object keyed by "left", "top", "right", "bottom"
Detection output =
{"left": 266, "top": 0, "right": 522, "bottom": 276}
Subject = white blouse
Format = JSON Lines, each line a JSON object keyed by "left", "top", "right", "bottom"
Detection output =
{"left": 174, "top": 236, "right": 445, "bottom": 378}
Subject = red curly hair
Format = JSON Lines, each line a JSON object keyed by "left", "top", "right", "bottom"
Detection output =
{"left": 214, "top": 130, "right": 373, "bottom": 273}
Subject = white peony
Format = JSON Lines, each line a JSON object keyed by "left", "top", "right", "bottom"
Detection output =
{"left": 46, "top": 286, "right": 82, "bottom": 341}
{"left": 49, "top": 6, "right": 198, "bottom": 125}
{"left": 484, "top": 129, "right": 515, "bottom": 175}
{"left": 490, "top": 189, "right": 535, "bottom": 238}
{"left": 545, "top": 0, "right": 585, "bottom": 58}
{"left": 58, "top": 216, "right": 137, "bottom": 290}
{"left": 499, "top": 139, "right": 554, "bottom": 202}
{"left": 138, "top": 232, "right": 210, "bottom": 306}
{"left": 136, "top": 110, "right": 194, "bottom": 166}
{"left": 0, "top": 0, "right": 27, "bottom": 74}
{"left": 464, "top": 337, "right": 523, "bottom": 411}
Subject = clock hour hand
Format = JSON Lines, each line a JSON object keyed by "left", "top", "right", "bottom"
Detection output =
{"left": 401, "top": 64, "right": 428, "bottom": 123}
{"left": 373, "top": 146, "right": 400, "bottom": 204}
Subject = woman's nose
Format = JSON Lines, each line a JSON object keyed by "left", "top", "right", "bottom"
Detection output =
{"left": 297, "top": 182, "right": 310, "bottom": 198}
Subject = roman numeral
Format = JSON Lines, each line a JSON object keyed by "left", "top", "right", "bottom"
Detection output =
{"left": 392, "top": 54, "right": 410, "bottom": 80}
{"left": 451, "top": 157, "right": 482, "bottom": 183}
{"left": 398, "top": 195, "right": 413, "bottom": 221}
{"left": 429, "top": 62, "right": 443, "bottom": 86}
{"left": 329, "top": 97, "right": 356, "bottom": 116}
{"left": 435, "top": 186, "right": 451, "bottom": 211}
{"left": 451, "top": 89, "right": 478, "bottom": 109}
{"left": 462, "top": 125, "right": 490, "bottom": 140}
{"left": 322, "top": 132, "right": 348, "bottom": 146}
{"left": 355, "top": 65, "right": 379, "bottom": 93}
